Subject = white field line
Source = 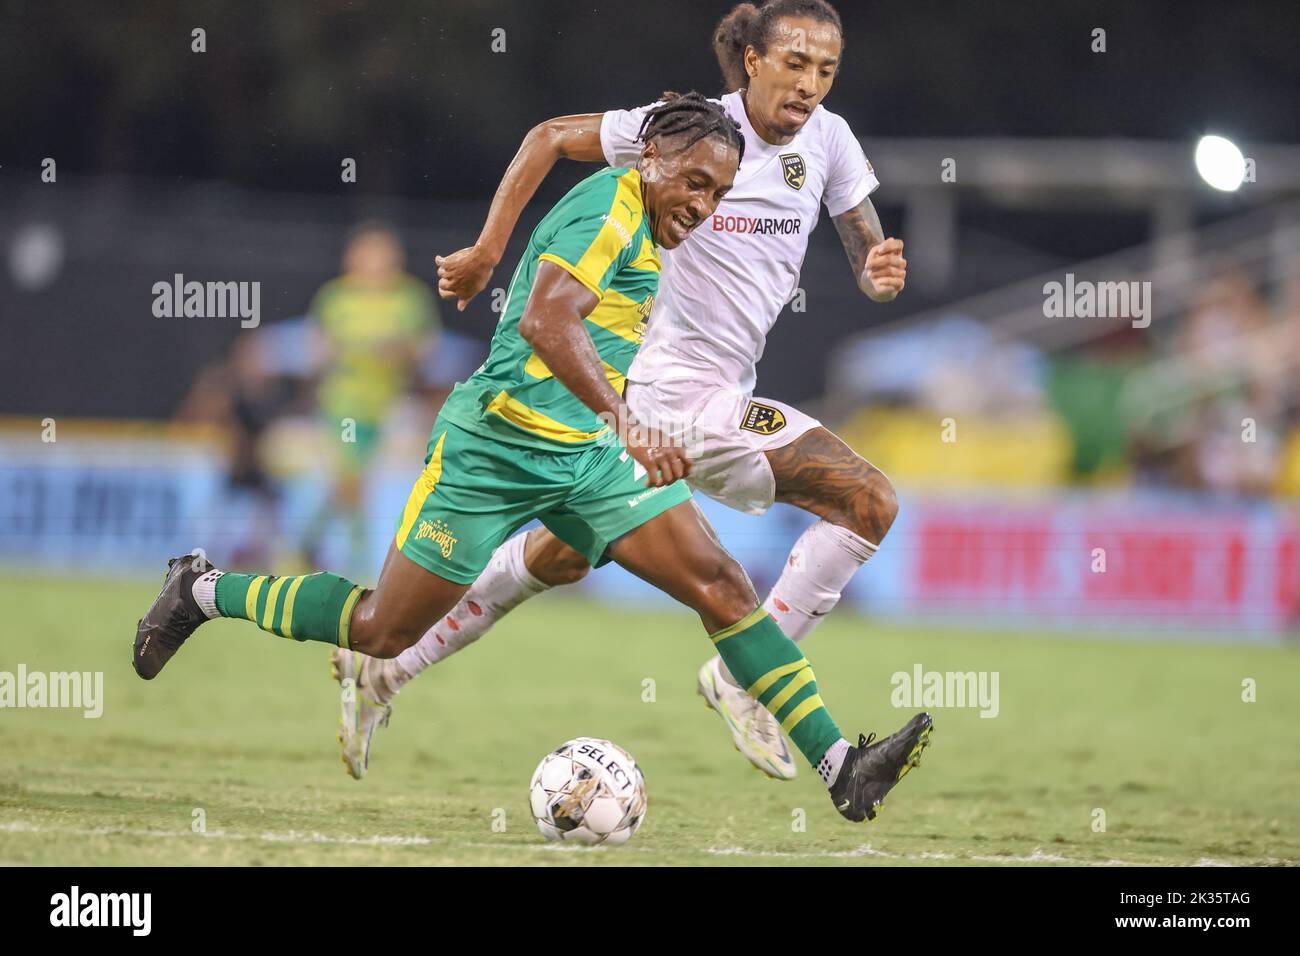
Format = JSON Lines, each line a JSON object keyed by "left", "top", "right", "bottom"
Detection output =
{"left": 704, "top": 844, "right": 1252, "bottom": 866}
{"left": 0, "top": 821, "right": 433, "bottom": 847}
{"left": 0, "top": 822, "right": 1262, "bottom": 865}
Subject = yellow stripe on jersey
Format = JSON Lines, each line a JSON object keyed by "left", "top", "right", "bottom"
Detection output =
{"left": 628, "top": 235, "right": 660, "bottom": 274}
{"left": 536, "top": 169, "right": 647, "bottom": 298}
{"left": 586, "top": 287, "right": 651, "bottom": 346}
{"left": 537, "top": 252, "right": 606, "bottom": 300}
{"left": 524, "top": 352, "right": 627, "bottom": 394}
{"left": 523, "top": 352, "right": 548, "bottom": 379}
{"left": 484, "top": 390, "right": 610, "bottom": 443}
{"left": 395, "top": 431, "right": 447, "bottom": 550}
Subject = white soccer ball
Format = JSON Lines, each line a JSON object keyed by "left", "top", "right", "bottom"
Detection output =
{"left": 528, "top": 737, "right": 647, "bottom": 846}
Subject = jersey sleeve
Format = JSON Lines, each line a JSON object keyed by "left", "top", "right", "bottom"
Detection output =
{"left": 536, "top": 175, "right": 638, "bottom": 299}
{"left": 822, "top": 113, "right": 880, "bottom": 218}
{"left": 598, "top": 102, "right": 659, "bottom": 167}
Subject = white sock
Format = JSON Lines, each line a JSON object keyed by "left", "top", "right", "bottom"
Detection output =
{"left": 762, "top": 520, "right": 878, "bottom": 642}
{"left": 393, "top": 531, "right": 549, "bottom": 680}
{"left": 191, "top": 569, "right": 225, "bottom": 619}
{"left": 818, "top": 737, "right": 851, "bottom": 786}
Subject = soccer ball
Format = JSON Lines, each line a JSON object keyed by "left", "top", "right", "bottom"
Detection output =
{"left": 528, "top": 737, "right": 647, "bottom": 846}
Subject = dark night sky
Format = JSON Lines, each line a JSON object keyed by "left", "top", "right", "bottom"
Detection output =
{"left": 3, "top": 0, "right": 1296, "bottom": 201}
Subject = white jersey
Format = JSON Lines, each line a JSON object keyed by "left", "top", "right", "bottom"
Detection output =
{"left": 600, "top": 91, "right": 878, "bottom": 395}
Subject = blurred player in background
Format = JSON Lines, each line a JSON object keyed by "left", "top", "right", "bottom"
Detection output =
{"left": 300, "top": 222, "right": 438, "bottom": 577}
{"left": 336, "top": 0, "right": 909, "bottom": 784}
{"left": 176, "top": 329, "right": 310, "bottom": 569}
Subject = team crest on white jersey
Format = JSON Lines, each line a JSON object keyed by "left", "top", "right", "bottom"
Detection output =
{"left": 780, "top": 153, "right": 806, "bottom": 190}
{"left": 740, "top": 401, "right": 787, "bottom": 435}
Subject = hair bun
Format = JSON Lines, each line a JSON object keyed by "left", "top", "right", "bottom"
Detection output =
{"left": 713, "top": 3, "right": 759, "bottom": 91}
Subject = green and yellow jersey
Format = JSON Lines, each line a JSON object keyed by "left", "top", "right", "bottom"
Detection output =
{"left": 309, "top": 273, "right": 437, "bottom": 426}
{"left": 438, "top": 166, "right": 660, "bottom": 451}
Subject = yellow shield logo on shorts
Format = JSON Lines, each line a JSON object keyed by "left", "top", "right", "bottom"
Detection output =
{"left": 780, "top": 153, "right": 806, "bottom": 190}
{"left": 740, "top": 401, "right": 787, "bottom": 435}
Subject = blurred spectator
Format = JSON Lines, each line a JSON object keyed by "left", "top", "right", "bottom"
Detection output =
{"left": 835, "top": 315, "right": 1050, "bottom": 414}
{"left": 829, "top": 259, "right": 1300, "bottom": 499}
{"left": 300, "top": 222, "right": 439, "bottom": 576}
{"left": 1128, "top": 266, "right": 1299, "bottom": 497}
{"left": 176, "top": 326, "right": 310, "bottom": 568}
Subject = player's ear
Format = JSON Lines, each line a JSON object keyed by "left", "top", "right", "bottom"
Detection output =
{"left": 639, "top": 139, "right": 662, "bottom": 182}
{"left": 743, "top": 44, "right": 760, "bottom": 81}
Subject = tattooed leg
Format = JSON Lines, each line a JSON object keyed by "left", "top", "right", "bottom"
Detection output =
{"left": 766, "top": 427, "right": 897, "bottom": 543}
{"left": 755, "top": 427, "right": 897, "bottom": 642}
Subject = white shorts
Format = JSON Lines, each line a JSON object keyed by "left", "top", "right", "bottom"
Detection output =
{"left": 625, "top": 378, "right": 820, "bottom": 515}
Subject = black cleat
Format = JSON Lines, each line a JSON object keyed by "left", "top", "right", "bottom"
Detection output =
{"left": 133, "top": 554, "right": 210, "bottom": 680}
{"left": 829, "top": 712, "right": 933, "bottom": 822}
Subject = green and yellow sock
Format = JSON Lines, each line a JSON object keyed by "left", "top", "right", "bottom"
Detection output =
{"left": 709, "top": 607, "right": 843, "bottom": 769}
{"left": 212, "top": 571, "right": 364, "bottom": 648}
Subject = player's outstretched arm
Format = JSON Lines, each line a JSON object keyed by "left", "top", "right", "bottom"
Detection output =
{"left": 831, "top": 196, "right": 907, "bottom": 303}
{"left": 436, "top": 114, "right": 606, "bottom": 311}
{"left": 518, "top": 261, "right": 690, "bottom": 487}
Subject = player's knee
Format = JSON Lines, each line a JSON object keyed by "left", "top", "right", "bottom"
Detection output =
{"left": 525, "top": 531, "right": 591, "bottom": 587}
{"left": 869, "top": 468, "right": 900, "bottom": 532}
{"left": 367, "top": 627, "right": 420, "bottom": 659}
{"left": 850, "top": 467, "right": 898, "bottom": 543}
{"left": 541, "top": 546, "right": 591, "bottom": 586}
{"left": 700, "top": 556, "right": 759, "bottom": 626}
{"left": 349, "top": 614, "right": 422, "bottom": 660}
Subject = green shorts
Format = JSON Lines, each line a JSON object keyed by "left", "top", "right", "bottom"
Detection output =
{"left": 394, "top": 419, "right": 692, "bottom": 584}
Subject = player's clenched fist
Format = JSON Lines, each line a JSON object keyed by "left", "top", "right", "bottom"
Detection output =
{"left": 435, "top": 244, "right": 497, "bottom": 312}
{"left": 623, "top": 417, "right": 693, "bottom": 487}
{"left": 864, "top": 237, "right": 906, "bottom": 303}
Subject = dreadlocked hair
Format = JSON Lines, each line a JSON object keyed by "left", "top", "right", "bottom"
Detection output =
{"left": 713, "top": 0, "right": 843, "bottom": 92}
{"left": 636, "top": 90, "right": 745, "bottom": 167}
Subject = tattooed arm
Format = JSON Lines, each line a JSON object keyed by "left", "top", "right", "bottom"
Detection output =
{"left": 831, "top": 196, "right": 907, "bottom": 303}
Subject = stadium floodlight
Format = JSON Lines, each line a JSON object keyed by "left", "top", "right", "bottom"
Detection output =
{"left": 1194, "top": 134, "right": 1246, "bottom": 191}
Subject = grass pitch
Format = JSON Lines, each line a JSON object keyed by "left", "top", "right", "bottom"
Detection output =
{"left": 1, "top": 573, "right": 1296, "bottom": 866}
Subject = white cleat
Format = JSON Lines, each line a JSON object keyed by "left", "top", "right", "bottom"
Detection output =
{"left": 696, "top": 654, "right": 797, "bottom": 780}
{"left": 330, "top": 648, "right": 394, "bottom": 780}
